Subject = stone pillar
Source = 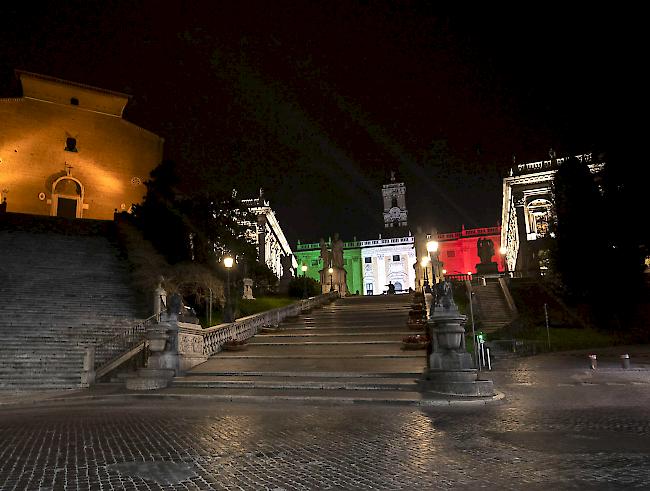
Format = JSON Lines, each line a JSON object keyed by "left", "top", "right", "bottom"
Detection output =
{"left": 80, "top": 346, "right": 96, "bottom": 387}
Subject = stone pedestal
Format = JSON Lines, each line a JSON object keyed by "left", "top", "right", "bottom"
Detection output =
{"left": 476, "top": 262, "right": 499, "bottom": 275}
{"left": 420, "top": 304, "right": 494, "bottom": 397}
{"left": 126, "top": 316, "right": 179, "bottom": 391}
{"left": 242, "top": 278, "right": 255, "bottom": 299}
{"left": 320, "top": 267, "right": 347, "bottom": 295}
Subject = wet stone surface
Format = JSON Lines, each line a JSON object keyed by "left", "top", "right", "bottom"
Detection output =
{"left": 0, "top": 395, "right": 649, "bottom": 490}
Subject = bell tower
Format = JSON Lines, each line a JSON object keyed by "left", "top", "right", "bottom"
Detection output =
{"left": 382, "top": 171, "right": 408, "bottom": 229}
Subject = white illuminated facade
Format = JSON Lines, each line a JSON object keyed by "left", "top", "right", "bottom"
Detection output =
{"left": 501, "top": 152, "right": 604, "bottom": 274}
{"left": 241, "top": 190, "right": 297, "bottom": 280}
{"left": 360, "top": 236, "right": 416, "bottom": 295}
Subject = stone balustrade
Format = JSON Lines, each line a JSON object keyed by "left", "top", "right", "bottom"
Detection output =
{"left": 175, "top": 292, "right": 338, "bottom": 371}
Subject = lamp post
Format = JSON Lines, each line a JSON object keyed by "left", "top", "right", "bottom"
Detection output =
{"left": 328, "top": 267, "right": 334, "bottom": 292}
{"left": 223, "top": 256, "right": 234, "bottom": 323}
{"left": 420, "top": 256, "right": 431, "bottom": 291}
{"left": 499, "top": 246, "right": 508, "bottom": 276}
{"left": 301, "top": 264, "right": 308, "bottom": 299}
{"left": 466, "top": 281, "right": 479, "bottom": 371}
{"left": 426, "top": 240, "right": 439, "bottom": 284}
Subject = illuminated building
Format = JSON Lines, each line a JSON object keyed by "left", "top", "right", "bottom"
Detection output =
{"left": 241, "top": 189, "right": 297, "bottom": 280}
{"left": 296, "top": 174, "right": 416, "bottom": 295}
{"left": 500, "top": 152, "right": 603, "bottom": 275}
{"left": 0, "top": 70, "right": 163, "bottom": 219}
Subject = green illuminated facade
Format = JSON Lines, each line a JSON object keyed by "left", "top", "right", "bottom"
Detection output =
{"left": 295, "top": 240, "right": 363, "bottom": 295}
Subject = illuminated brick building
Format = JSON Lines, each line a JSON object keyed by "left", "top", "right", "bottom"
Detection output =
{"left": 0, "top": 70, "right": 163, "bottom": 219}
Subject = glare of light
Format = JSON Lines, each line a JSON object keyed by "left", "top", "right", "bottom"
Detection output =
{"left": 442, "top": 269, "right": 447, "bottom": 274}
{"left": 467, "top": 271, "right": 473, "bottom": 276}
{"left": 224, "top": 256, "right": 234, "bottom": 268}
{"left": 301, "top": 264, "right": 308, "bottom": 272}
{"left": 499, "top": 246, "right": 507, "bottom": 255}
{"left": 420, "top": 256, "right": 431, "bottom": 267}
{"left": 328, "top": 267, "right": 333, "bottom": 274}
{"left": 426, "top": 240, "right": 438, "bottom": 253}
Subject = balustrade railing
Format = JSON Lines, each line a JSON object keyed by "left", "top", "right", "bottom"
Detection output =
{"left": 201, "top": 292, "right": 338, "bottom": 357}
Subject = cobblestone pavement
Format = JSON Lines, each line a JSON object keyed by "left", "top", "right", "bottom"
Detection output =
{"left": 2, "top": 360, "right": 650, "bottom": 490}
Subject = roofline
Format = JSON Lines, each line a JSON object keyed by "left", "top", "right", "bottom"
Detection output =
{"left": 15, "top": 69, "right": 132, "bottom": 100}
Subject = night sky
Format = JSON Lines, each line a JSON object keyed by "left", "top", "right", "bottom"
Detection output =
{"left": 1, "top": 3, "right": 639, "bottom": 245}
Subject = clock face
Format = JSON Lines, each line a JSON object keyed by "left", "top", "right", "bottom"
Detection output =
{"left": 389, "top": 206, "right": 401, "bottom": 219}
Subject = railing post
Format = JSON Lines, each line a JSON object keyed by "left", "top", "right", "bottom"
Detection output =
{"left": 81, "top": 346, "right": 96, "bottom": 387}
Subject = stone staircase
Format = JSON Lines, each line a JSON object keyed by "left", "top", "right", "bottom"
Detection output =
{"left": 172, "top": 295, "right": 432, "bottom": 404}
{"left": 472, "top": 281, "right": 514, "bottom": 333}
{"left": 0, "top": 216, "right": 143, "bottom": 390}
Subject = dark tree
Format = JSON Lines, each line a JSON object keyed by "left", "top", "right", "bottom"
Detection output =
{"left": 551, "top": 156, "right": 606, "bottom": 301}
{"left": 133, "top": 160, "right": 258, "bottom": 270}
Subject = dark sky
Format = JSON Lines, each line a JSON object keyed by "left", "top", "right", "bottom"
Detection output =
{"left": 1, "top": 3, "right": 640, "bottom": 245}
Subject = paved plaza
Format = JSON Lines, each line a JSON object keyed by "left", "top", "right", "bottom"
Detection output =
{"left": 1, "top": 351, "right": 650, "bottom": 490}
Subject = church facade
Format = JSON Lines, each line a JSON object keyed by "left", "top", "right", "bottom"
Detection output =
{"left": 0, "top": 70, "right": 163, "bottom": 220}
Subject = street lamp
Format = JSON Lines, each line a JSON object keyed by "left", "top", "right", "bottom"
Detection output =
{"left": 301, "top": 264, "right": 308, "bottom": 299}
{"left": 420, "top": 256, "right": 431, "bottom": 290}
{"left": 328, "top": 267, "right": 334, "bottom": 292}
{"left": 223, "top": 256, "right": 234, "bottom": 323}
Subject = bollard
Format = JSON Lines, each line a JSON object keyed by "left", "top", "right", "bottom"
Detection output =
{"left": 588, "top": 354, "right": 597, "bottom": 370}
{"left": 620, "top": 354, "right": 630, "bottom": 369}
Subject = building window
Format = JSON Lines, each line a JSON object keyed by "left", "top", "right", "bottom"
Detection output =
{"left": 447, "top": 250, "right": 456, "bottom": 257}
{"left": 364, "top": 257, "right": 371, "bottom": 264}
{"left": 311, "top": 260, "right": 319, "bottom": 266}
{"left": 70, "top": 97, "right": 79, "bottom": 106}
{"left": 391, "top": 196, "right": 398, "bottom": 208}
{"left": 366, "top": 283, "right": 373, "bottom": 295}
{"left": 65, "top": 137, "right": 77, "bottom": 152}
{"left": 392, "top": 255, "right": 400, "bottom": 261}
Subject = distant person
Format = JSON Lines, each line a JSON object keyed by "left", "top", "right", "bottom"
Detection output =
{"left": 387, "top": 282, "right": 396, "bottom": 295}
{"left": 0, "top": 197, "right": 6, "bottom": 213}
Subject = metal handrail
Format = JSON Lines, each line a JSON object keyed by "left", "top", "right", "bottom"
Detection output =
{"left": 92, "top": 313, "right": 158, "bottom": 372}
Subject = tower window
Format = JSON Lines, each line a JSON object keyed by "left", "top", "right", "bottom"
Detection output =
{"left": 364, "top": 257, "right": 371, "bottom": 263}
{"left": 392, "top": 255, "right": 400, "bottom": 261}
{"left": 70, "top": 97, "right": 79, "bottom": 105}
{"left": 391, "top": 197, "right": 398, "bottom": 208}
{"left": 65, "top": 137, "right": 78, "bottom": 152}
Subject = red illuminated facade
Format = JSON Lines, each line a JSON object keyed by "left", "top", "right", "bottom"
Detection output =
{"left": 436, "top": 225, "right": 503, "bottom": 277}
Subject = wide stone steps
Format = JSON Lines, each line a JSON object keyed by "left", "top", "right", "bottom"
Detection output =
{"left": 176, "top": 295, "right": 430, "bottom": 402}
{"left": 172, "top": 374, "right": 420, "bottom": 391}
{"left": 0, "top": 222, "right": 143, "bottom": 390}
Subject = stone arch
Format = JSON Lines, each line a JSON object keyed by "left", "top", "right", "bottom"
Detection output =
{"left": 526, "top": 198, "right": 553, "bottom": 238}
{"left": 51, "top": 175, "right": 85, "bottom": 218}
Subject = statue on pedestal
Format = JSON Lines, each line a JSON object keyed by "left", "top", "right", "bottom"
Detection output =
{"left": 475, "top": 237, "right": 499, "bottom": 275}
{"left": 319, "top": 238, "right": 331, "bottom": 268}
{"left": 331, "top": 233, "right": 344, "bottom": 269}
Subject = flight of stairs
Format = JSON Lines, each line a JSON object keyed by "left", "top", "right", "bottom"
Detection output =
{"left": 172, "top": 294, "right": 430, "bottom": 404}
{"left": 0, "top": 216, "right": 143, "bottom": 391}
{"left": 472, "top": 281, "right": 514, "bottom": 333}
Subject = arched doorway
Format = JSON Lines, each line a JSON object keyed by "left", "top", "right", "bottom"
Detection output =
{"left": 51, "top": 175, "right": 84, "bottom": 218}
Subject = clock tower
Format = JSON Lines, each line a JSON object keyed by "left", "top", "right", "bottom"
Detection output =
{"left": 382, "top": 171, "right": 408, "bottom": 229}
